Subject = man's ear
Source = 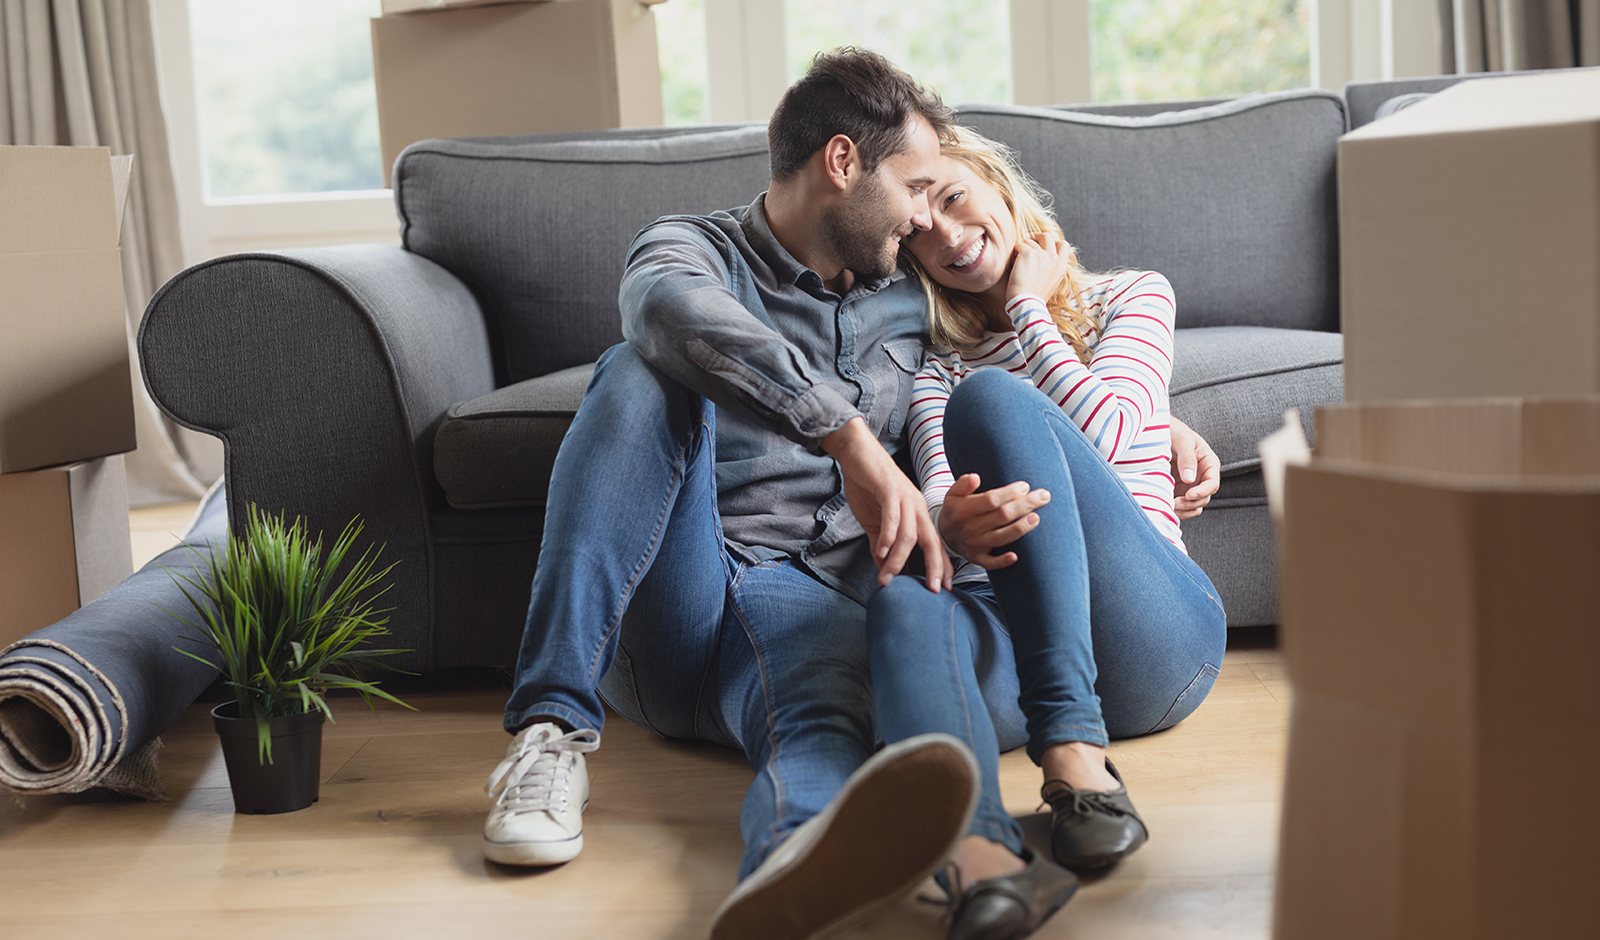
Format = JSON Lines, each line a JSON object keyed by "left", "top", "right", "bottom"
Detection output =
{"left": 821, "top": 134, "right": 859, "bottom": 192}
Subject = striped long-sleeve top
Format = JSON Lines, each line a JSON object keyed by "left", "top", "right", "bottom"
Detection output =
{"left": 908, "top": 270, "right": 1183, "bottom": 583}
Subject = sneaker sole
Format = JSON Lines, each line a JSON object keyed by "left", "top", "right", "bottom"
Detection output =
{"left": 483, "top": 831, "right": 583, "bottom": 866}
{"left": 709, "top": 734, "right": 980, "bottom": 940}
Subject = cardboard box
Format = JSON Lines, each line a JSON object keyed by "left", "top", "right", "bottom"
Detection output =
{"left": 381, "top": 0, "right": 537, "bottom": 14}
{"left": 1340, "top": 70, "right": 1600, "bottom": 402}
{"left": 1274, "top": 397, "right": 1600, "bottom": 940}
{"left": 371, "top": 0, "right": 664, "bottom": 186}
{"left": 0, "top": 456, "right": 134, "bottom": 648}
{"left": 0, "top": 146, "right": 136, "bottom": 473}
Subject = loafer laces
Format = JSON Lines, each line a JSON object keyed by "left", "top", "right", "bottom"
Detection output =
{"left": 1040, "top": 780, "right": 1127, "bottom": 818}
{"left": 486, "top": 726, "right": 600, "bottom": 814}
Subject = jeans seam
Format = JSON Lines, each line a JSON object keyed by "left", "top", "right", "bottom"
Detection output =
{"left": 1150, "top": 661, "right": 1222, "bottom": 735}
{"left": 729, "top": 588, "right": 788, "bottom": 859}
{"left": 582, "top": 410, "right": 703, "bottom": 691}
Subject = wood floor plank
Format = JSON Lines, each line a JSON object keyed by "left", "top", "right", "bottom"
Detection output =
{"left": 1, "top": 644, "right": 1290, "bottom": 938}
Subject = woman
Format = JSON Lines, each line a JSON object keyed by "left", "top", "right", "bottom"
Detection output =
{"left": 865, "top": 126, "right": 1228, "bottom": 940}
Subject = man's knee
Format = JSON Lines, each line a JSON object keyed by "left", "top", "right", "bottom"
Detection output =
{"left": 867, "top": 576, "right": 957, "bottom": 650}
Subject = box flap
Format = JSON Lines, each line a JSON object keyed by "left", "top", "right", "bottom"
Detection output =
{"left": 1316, "top": 397, "right": 1600, "bottom": 477}
{"left": 110, "top": 153, "right": 134, "bottom": 239}
{"left": 1343, "top": 69, "right": 1600, "bottom": 141}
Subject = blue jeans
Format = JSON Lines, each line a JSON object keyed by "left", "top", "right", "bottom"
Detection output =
{"left": 866, "top": 369, "right": 1227, "bottom": 855}
{"left": 505, "top": 343, "right": 880, "bottom": 879}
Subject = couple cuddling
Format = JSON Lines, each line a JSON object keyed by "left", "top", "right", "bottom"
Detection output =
{"left": 480, "top": 48, "right": 1228, "bottom": 940}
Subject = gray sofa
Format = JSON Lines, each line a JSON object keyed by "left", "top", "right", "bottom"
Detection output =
{"left": 138, "top": 78, "right": 1448, "bottom": 673}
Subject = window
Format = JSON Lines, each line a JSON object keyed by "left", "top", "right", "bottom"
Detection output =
{"left": 784, "top": 0, "right": 1012, "bottom": 105}
{"left": 188, "top": 0, "right": 384, "bottom": 200}
{"left": 658, "top": 0, "right": 712, "bottom": 125}
{"left": 1091, "top": 0, "right": 1311, "bottom": 102}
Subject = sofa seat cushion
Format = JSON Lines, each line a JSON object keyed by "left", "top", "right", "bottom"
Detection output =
{"left": 437, "top": 327, "right": 1340, "bottom": 509}
{"left": 435, "top": 363, "right": 595, "bottom": 510}
{"left": 1171, "top": 326, "right": 1343, "bottom": 476}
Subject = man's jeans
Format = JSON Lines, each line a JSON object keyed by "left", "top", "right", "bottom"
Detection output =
{"left": 866, "top": 369, "right": 1228, "bottom": 855}
{"left": 504, "top": 343, "right": 879, "bottom": 879}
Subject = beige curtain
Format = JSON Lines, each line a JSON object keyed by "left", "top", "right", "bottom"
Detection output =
{"left": 1443, "top": 0, "right": 1600, "bottom": 71}
{"left": 1, "top": 0, "right": 209, "bottom": 505}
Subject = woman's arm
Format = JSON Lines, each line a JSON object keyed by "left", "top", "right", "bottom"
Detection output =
{"left": 1006, "top": 269, "right": 1175, "bottom": 465}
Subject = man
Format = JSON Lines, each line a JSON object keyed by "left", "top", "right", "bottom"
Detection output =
{"left": 480, "top": 49, "right": 1219, "bottom": 940}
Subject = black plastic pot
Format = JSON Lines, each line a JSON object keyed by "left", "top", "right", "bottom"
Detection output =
{"left": 211, "top": 701, "right": 325, "bottom": 814}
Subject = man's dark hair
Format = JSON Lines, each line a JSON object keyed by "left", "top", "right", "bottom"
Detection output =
{"left": 767, "top": 47, "right": 954, "bottom": 182}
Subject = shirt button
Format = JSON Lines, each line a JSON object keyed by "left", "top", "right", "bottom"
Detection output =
{"left": 801, "top": 419, "right": 815, "bottom": 431}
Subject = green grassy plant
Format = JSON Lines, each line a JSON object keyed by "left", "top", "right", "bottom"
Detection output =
{"left": 167, "top": 505, "right": 414, "bottom": 763}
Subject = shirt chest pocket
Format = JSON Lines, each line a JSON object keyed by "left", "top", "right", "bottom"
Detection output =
{"left": 878, "top": 340, "right": 926, "bottom": 440}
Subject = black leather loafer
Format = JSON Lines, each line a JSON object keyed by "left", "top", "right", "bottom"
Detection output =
{"left": 945, "top": 848, "right": 1078, "bottom": 940}
{"left": 1042, "top": 759, "right": 1149, "bottom": 871}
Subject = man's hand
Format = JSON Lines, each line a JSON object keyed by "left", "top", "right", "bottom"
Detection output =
{"left": 937, "top": 473, "right": 1050, "bottom": 570}
{"left": 822, "top": 417, "right": 950, "bottom": 591}
{"left": 1170, "top": 416, "right": 1219, "bottom": 519}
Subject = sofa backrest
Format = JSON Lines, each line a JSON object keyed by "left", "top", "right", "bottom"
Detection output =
{"left": 395, "top": 125, "right": 772, "bottom": 385}
{"left": 395, "top": 88, "right": 1347, "bottom": 385}
{"left": 958, "top": 89, "right": 1347, "bottom": 334}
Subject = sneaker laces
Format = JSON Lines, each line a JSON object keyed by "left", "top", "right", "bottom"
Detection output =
{"left": 485, "top": 725, "right": 600, "bottom": 815}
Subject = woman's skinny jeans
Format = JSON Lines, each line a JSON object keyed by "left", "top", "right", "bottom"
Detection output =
{"left": 866, "top": 369, "right": 1228, "bottom": 854}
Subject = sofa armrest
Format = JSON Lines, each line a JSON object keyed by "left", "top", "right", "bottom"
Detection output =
{"left": 137, "top": 245, "right": 493, "bottom": 671}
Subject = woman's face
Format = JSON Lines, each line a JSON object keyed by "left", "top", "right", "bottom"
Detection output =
{"left": 903, "top": 155, "right": 1018, "bottom": 305}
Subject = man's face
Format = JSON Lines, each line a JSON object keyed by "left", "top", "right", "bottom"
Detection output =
{"left": 823, "top": 117, "right": 940, "bottom": 280}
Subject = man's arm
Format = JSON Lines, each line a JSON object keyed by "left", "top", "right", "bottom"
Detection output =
{"left": 1170, "top": 416, "right": 1220, "bottom": 519}
{"left": 620, "top": 222, "right": 860, "bottom": 448}
{"left": 822, "top": 417, "right": 950, "bottom": 592}
{"left": 621, "top": 221, "right": 945, "bottom": 590}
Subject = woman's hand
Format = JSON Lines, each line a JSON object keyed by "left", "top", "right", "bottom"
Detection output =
{"left": 937, "top": 472, "right": 1051, "bottom": 570}
{"left": 1170, "top": 416, "right": 1220, "bottom": 519}
{"left": 1005, "top": 233, "right": 1074, "bottom": 306}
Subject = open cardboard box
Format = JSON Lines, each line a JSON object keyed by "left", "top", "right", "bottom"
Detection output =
{"left": 0, "top": 147, "right": 137, "bottom": 473}
{"left": 1341, "top": 69, "right": 1600, "bottom": 402}
{"left": 1273, "top": 397, "right": 1600, "bottom": 939}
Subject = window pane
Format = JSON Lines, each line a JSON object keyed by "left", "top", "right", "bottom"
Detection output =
{"left": 1091, "top": 0, "right": 1310, "bottom": 102}
{"left": 189, "top": 0, "right": 384, "bottom": 199}
{"left": 657, "top": 0, "right": 711, "bottom": 125}
{"left": 784, "top": 0, "right": 1011, "bottom": 105}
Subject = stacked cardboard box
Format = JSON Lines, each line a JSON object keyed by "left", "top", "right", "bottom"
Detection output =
{"left": 370, "top": 0, "right": 664, "bottom": 186}
{"left": 0, "top": 146, "right": 137, "bottom": 646}
{"left": 1274, "top": 398, "right": 1600, "bottom": 940}
{"left": 1340, "top": 70, "right": 1600, "bottom": 402}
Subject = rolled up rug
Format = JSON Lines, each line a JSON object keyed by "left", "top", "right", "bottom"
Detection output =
{"left": 0, "top": 482, "right": 227, "bottom": 799}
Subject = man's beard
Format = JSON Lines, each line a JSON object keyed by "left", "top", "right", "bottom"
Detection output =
{"left": 822, "top": 172, "right": 901, "bottom": 281}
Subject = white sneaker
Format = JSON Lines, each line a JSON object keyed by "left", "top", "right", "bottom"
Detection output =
{"left": 482, "top": 722, "right": 601, "bottom": 866}
{"left": 708, "top": 733, "right": 981, "bottom": 940}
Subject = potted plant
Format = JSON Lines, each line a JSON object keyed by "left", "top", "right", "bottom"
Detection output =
{"left": 167, "top": 505, "right": 412, "bottom": 814}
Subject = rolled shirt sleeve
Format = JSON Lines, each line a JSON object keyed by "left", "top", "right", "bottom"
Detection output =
{"left": 620, "top": 220, "right": 862, "bottom": 449}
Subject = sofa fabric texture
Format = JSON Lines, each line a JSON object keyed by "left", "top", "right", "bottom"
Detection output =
{"left": 957, "top": 90, "right": 1346, "bottom": 333}
{"left": 395, "top": 127, "right": 772, "bottom": 386}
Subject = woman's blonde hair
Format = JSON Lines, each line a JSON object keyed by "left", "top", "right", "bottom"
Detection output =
{"left": 906, "top": 125, "right": 1100, "bottom": 362}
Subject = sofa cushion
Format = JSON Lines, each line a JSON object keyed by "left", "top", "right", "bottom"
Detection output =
{"left": 437, "top": 326, "right": 1339, "bottom": 509}
{"left": 394, "top": 125, "right": 772, "bottom": 386}
{"left": 1170, "top": 326, "right": 1343, "bottom": 475}
{"left": 435, "top": 363, "right": 595, "bottom": 509}
{"left": 957, "top": 89, "right": 1347, "bottom": 332}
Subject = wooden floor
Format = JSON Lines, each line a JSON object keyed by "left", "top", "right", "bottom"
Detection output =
{"left": 0, "top": 505, "right": 1290, "bottom": 939}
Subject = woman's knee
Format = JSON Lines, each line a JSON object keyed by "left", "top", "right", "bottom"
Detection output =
{"left": 945, "top": 368, "right": 1033, "bottom": 434}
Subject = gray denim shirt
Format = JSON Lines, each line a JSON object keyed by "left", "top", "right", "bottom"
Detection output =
{"left": 619, "top": 194, "right": 928, "bottom": 603}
